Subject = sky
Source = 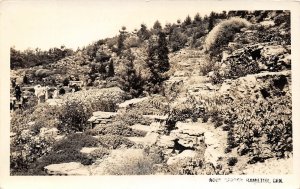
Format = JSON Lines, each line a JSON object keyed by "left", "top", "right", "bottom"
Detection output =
{"left": 1, "top": 0, "right": 223, "bottom": 51}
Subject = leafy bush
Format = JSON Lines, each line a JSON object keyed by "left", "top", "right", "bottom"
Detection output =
{"left": 205, "top": 17, "right": 250, "bottom": 58}
{"left": 30, "top": 105, "right": 61, "bottom": 134}
{"left": 167, "top": 152, "right": 210, "bottom": 175}
{"left": 58, "top": 101, "right": 92, "bottom": 133}
{"left": 95, "top": 51, "right": 111, "bottom": 63}
{"left": 10, "top": 132, "right": 55, "bottom": 175}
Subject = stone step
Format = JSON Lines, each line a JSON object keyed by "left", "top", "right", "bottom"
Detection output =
{"left": 127, "top": 132, "right": 159, "bottom": 147}
{"left": 129, "top": 122, "right": 161, "bottom": 133}
{"left": 44, "top": 162, "right": 90, "bottom": 176}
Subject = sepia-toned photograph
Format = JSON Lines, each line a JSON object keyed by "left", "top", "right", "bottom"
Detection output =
{"left": 2, "top": 2, "right": 300, "bottom": 188}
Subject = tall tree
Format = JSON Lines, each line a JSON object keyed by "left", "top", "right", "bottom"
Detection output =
{"left": 183, "top": 15, "right": 192, "bottom": 26}
{"left": 157, "top": 32, "right": 170, "bottom": 73}
{"left": 117, "top": 26, "right": 127, "bottom": 56}
{"left": 208, "top": 11, "right": 216, "bottom": 31}
{"left": 146, "top": 31, "right": 170, "bottom": 93}
{"left": 194, "top": 13, "right": 202, "bottom": 22}
{"left": 118, "top": 50, "right": 144, "bottom": 97}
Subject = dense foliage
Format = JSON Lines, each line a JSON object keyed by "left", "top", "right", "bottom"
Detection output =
{"left": 11, "top": 46, "right": 74, "bottom": 69}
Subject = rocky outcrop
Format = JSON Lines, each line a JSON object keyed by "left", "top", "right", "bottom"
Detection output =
{"left": 221, "top": 43, "right": 291, "bottom": 78}
{"left": 88, "top": 111, "right": 117, "bottom": 127}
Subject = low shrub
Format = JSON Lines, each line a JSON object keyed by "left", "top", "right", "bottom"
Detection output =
{"left": 97, "top": 134, "right": 135, "bottom": 149}
{"left": 52, "top": 133, "right": 100, "bottom": 151}
{"left": 116, "top": 109, "right": 152, "bottom": 126}
{"left": 10, "top": 132, "right": 55, "bottom": 175}
{"left": 143, "top": 146, "right": 165, "bottom": 164}
{"left": 27, "top": 133, "right": 100, "bottom": 175}
{"left": 89, "top": 147, "right": 110, "bottom": 160}
{"left": 85, "top": 122, "right": 146, "bottom": 137}
{"left": 35, "top": 69, "right": 52, "bottom": 78}
{"left": 101, "top": 152, "right": 156, "bottom": 175}
{"left": 134, "top": 95, "right": 170, "bottom": 116}
{"left": 166, "top": 96, "right": 204, "bottom": 132}
{"left": 167, "top": 152, "right": 206, "bottom": 175}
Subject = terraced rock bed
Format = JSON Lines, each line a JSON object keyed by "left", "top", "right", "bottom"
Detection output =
{"left": 10, "top": 10, "right": 292, "bottom": 176}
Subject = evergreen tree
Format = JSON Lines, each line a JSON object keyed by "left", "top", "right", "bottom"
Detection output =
{"left": 137, "top": 24, "right": 150, "bottom": 41}
{"left": 146, "top": 31, "right": 170, "bottom": 93}
{"left": 118, "top": 50, "right": 144, "bottom": 97}
{"left": 157, "top": 32, "right": 170, "bottom": 72}
{"left": 153, "top": 20, "right": 162, "bottom": 30}
{"left": 208, "top": 11, "right": 216, "bottom": 31}
{"left": 108, "top": 59, "right": 115, "bottom": 77}
{"left": 194, "top": 13, "right": 202, "bottom": 22}
{"left": 117, "top": 27, "right": 126, "bottom": 56}
{"left": 183, "top": 15, "right": 192, "bottom": 26}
